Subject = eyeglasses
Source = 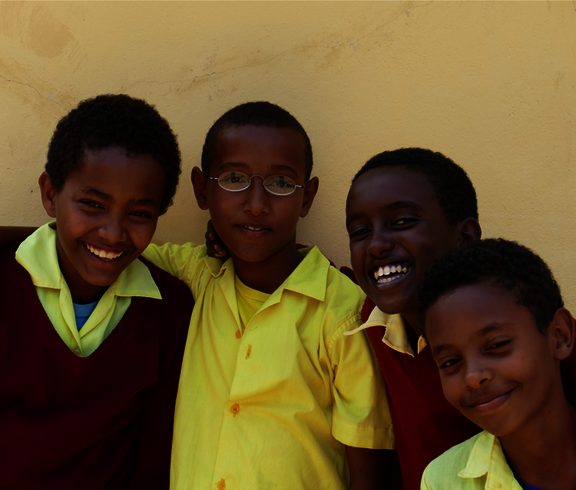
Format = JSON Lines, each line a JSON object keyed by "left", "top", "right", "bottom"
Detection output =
{"left": 205, "top": 171, "right": 306, "bottom": 196}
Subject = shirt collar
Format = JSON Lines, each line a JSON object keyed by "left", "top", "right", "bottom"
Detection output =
{"left": 16, "top": 223, "right": 161, "bottom": 300}
{"left": 458, "top": 431, "right": 517, "bottom": 489}
{"left": 204, "top": 245, "right": 328, "bottom": 303}
{"left": 344, "top": 305, "right": 426, "bottom": 357}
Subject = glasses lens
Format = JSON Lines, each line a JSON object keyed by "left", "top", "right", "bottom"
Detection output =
{"left": 218, "top": 171, "right": 250, "bottom": 191}
{"left": 264, "top": 175, "right": 298, "bottom": 195}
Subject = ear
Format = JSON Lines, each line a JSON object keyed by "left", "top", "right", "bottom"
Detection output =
{"left": 455, "top": 217, "right": 482, "bottom": 247}
{"left": 549, "top": 308, "right": 574, "bottom": 361}
{"left": 39, "top": 172, "right": 58, "bottom": 218}
{"left": 191, "top": 166, "right": 209, "bottom": 211}
{"left": 299, "top": 176, "right": 319, "bottom": 218}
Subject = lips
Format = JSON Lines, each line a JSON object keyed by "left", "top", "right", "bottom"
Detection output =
{"left": 237, "top": 223, "right": 272, "bottom": 235}
{"left": 85, "top": 243, "right": 126, "bottom": 262}
{"left": 466, "top": 388, "right": 515, "bottom": 414}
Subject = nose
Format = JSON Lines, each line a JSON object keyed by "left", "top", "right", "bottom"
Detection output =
{"left": 366, "top": 226, "right": 394, "bottom": 257}
{"left": 463, "top": 358, "right": 492, "bottom": 389}
{"left": 98, "top": 213, "right": 127, "bottom": 244}
{"left": 243, "top": 176, "right": 270, "bottom": 216}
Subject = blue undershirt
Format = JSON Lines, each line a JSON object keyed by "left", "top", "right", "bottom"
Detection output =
{"left": 73, "top": 301, "right": 99, "bottom": 331}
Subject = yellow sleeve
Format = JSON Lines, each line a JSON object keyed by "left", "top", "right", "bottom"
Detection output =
{"left": 420, "top": 466, "right": 432, "bottom": 490}
{"left": 142, "top": 242, "right": 203, "bottom": 286}
{"left": 329, "top": 316, "right": 395, "bottom": 450}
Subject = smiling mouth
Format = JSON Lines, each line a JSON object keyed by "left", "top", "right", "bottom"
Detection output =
{"left": 373, "top": 263, "right": 411, "bottom": 284}
{"left": 85, "top": 243, "right": 125, "bottom": 262}
{"left": 239, "top": 224, "right": 270, "bottom": 233}
{"left": 468, "top": 389, "right": 514, "bottom": 413}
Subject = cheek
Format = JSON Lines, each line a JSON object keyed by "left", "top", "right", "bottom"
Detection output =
{"left": 132, "top": 223, "right": 159, "bottom": 252}
{"left": 439, "top": 374, "right": 462, "bottom": 409}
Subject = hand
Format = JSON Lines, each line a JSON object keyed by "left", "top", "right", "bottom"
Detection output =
{"left": 205, "top": 220, "right": 229, "bottom": 259}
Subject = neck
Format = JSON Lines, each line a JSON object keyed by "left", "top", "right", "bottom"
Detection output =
{"left": 231, "top": 245, "right": 304, "bottom": 294}
{"left": 402, "top": 311, "right": 421, "bottom": 338}
{"left": 500, "top": 387, "right": 576, "bottom": 490}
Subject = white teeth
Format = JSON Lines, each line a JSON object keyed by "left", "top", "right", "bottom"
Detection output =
{"left": 245, "top": 226, "right": 263, "bottom": 231}
{"left": 86, "top": 243, "right": 124, "bottom": 260}
{"left": 373, "top": 263, "right": 411, "bottom": 281}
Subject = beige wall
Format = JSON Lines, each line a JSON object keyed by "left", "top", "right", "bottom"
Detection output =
{"left": 1, "top": 1, "right": 575, "bottom": 308}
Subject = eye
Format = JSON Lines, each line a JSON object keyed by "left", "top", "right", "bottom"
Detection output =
{"left": 392, "top": 216, "right": 419, "bottom": 228}
{"left": 130, "top": 211, "right": 154, "bottom": 219}
{"left": 438, "top": 357, "right": 461, "bottom": 370}
{"left": 268, "top": 176, "right": 295, "bottom": 189}
{"left": 221, "top": 171, "right": 249, "bottom": 184}
{"left": 79, "top": 200, "right": 103, "bottom": 210}
{"left": 348, "top": 226, "right": 371, "bottom": 241}
{"left": 486, "top": 340, "right": 511, "bottom": 351}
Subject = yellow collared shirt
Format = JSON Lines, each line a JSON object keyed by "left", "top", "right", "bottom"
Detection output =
{"left": 421, "top": 431, "right": 523, "bottom": 490}
{"left": 346, "top": 306, "right": 427, "bottom": 357}
{"left": 143, "top": 243, "right": 394, "bottom": 490}
{"left": 16, "top": 223, "right": 161, "bottom": 357}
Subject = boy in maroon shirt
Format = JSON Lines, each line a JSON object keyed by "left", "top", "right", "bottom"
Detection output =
{"left": 344, "top": 148, "right": 481, "bottom": 490}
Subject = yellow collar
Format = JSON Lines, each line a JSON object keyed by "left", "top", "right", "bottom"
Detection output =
{"left": 345, "top": 306, "right": 426, "bottom": 357}
{"left": 16, "top": 223, "right": 161, "bottom": 299}
{"left": 458, "top": 431, "right": 517, "bottom": 489}
{"left": 205, "top": 245, "right": 331, "bottom": 303}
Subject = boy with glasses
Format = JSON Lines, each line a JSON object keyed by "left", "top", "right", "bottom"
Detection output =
{"left": 143, "top": 101, "right": 394, "bottom": 490}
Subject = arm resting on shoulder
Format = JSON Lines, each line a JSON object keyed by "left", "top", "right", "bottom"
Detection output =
{"left": 346, "top": 446, "right": 402, "bottom": 490}
{"left": 0, "top": 226, "right": 37, "bottom": 248}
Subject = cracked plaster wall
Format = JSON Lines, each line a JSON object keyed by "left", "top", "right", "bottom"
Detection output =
{"left": 1, "top": 1, "right": 575, "bottom": 308}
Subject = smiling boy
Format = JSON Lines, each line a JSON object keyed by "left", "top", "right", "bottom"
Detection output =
{"left": 143, "top": 101, "right": 393, "bottom": 490}
{"left": 344, "top": 148, "right": 482, "bottom": 490}
{"left": 418, "top": 239, "right": 576, "bottom": 490}
{"left": 0, "top": 95, "right": 192, "bottom": 488}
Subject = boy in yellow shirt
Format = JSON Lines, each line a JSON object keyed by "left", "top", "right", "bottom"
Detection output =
{"left": 418, "top": 239, "right": 576, "bottom": 489}
{"left": 143, "top": 101, "right": 393, "bottom": 490}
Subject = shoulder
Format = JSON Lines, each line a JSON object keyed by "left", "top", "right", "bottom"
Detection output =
{"left": 422, "top": 432, "right": 484, "bottom": 488}
{"left": 0, "top": 243, "right": 18, "bottom": 261}
{"left": 139, "top": 256, "right": 193, "bottom": 308}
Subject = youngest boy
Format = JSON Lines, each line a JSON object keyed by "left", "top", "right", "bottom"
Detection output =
{"left": 418, "top": 239, "right": 576, "bottom": 489}
{"left": 0, "top": 94, "right": 192, "bottom": 488}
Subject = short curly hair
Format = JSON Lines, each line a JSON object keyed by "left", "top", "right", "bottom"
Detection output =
{"left": 46, "top": 94, "right": 181, "bottom": 215}
{"left": 201, "top": 101, "right": 313, "bottom": 181}
{"left": 417, "top": 238, "right": 564, "bottom": 341}
{"left": 352, "top": 148, "right": 478, "bottom": 225}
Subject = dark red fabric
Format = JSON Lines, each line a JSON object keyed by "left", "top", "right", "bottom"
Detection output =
{"left": 0, "top": 245, "right": 192, "bottom": 490}
{"left": 362, "top": 296, "right": 576, "bottom": 490}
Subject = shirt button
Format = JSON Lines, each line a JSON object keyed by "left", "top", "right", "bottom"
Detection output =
{"left": 235, "top": 330, "right": 242, "bottom": 339}
{"left": 231, "top": 403, "right": 240, "bottom": 417}
{"left": 72, "top": 347, "right": 81, "bottom": 356}
{"left": 217, "top": 479, "right": 226, "bottom": 490}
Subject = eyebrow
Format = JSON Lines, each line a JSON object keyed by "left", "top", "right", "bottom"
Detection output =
{"left": 216, "top": 162, "right": 299, "bottom": 177}
{"left": 431, "top": 322, "right": 514, "bottom": 357}
{"left": 346, "top": 200, "right": 425, "bottom": 227}
{"left": 79, "top": 187, "right": 159, "bottom": 207}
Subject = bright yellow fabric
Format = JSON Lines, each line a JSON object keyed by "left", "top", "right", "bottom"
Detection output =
{"left": 421, "top": 431, "right": 523, "bottom": 490}
{"left": 235, "top": 274, "right": 269, "bottom": 332}
{"left": 143, "top": 243, "right": 394, "bottom": 490}
{"left": 345, "top": 305, "right": 427, "bottom": 357}
{"left": 16, "top": 223, "right": 161, "bottom": 357}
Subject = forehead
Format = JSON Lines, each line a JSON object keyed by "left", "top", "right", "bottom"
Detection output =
{"left": 213, "top": 125, "right": 307, "bottom": 177}
{"left": 426, "top": 282, "right": 537, "bottom": 347}
{"left": 66, "top": 147, "right": 165, "bottom": 202}
{"left": 347, "top": 166, "right": 444, "bottom": 218}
